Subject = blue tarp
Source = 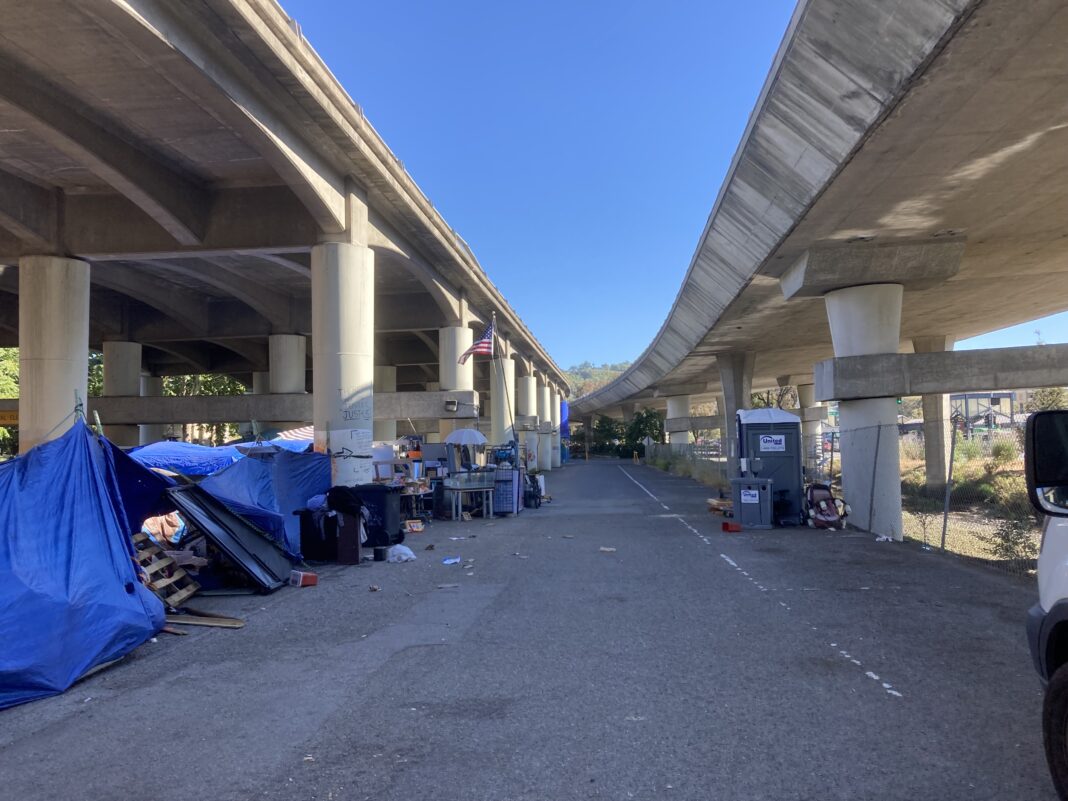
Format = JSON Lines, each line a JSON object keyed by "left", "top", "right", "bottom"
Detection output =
{"left": 128, "top": 440, "right": 242, "bottom": 476}
{"left": 561, "top": 400, "right": 570, "bottom": 439}
{"left": 128, "top": 436, "right": 312, "bottom": 476}
{"left": 198, "top": 449, "right": 329, "bottom": 559}
{"left": 0, "top": 423, "right": 165, "bottom": 709}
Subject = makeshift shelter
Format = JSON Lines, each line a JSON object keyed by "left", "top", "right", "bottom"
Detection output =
{"left": 0, "top": 423, "right": 165, "bottom": 709}
{"left": 129, "top": 440, "right": 242, "bottom": 476}
{"left": 198, "top": 447, "right": 330, "bottom": 558}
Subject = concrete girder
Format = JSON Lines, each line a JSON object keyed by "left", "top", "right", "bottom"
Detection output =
{"left": 143, "top": 341, "right": 213, "bottom": 374}
{"left": 0, "top": 53, "right": 209, "bottom": 246}
{"left": 780, "top": 240, "right": 966, "bottom": 300}
{"left": 0, "top": 187, "right": 320, "bottom": 264}
{"left": 816, "top": 344, "right": 1068, "bottom": 401}
{"left": 0, "top": 168, "right": 57, "bottom": 251}
{"left": 207, "top": 338, "right": 269, "bottom": 372}
{"left": 91, "top": 263, "right": 211, "bottom": 333}
{"left": 79, "top": 0, "right": 347, "bottom": 234}
{"left": 162, "top": 257, "right": 300, "bottom": 332}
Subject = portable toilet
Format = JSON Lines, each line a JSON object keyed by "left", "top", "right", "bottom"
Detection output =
{"left": 737, "top": 408, "right": 804, "bottom": 526}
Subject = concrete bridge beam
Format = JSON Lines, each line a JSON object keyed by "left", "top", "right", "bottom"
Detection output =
{"left": 373, "top": 365, "right": 398, "bottom": 442}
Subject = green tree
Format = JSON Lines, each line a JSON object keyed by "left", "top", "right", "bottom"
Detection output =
{"left": 626, "top": 407, "right": 663, "bottom": 446}
{"left": 751, "top": 387, "right": 796, "bottom": 409}
{"left": 592, "top": 415, "right": 625, "bottom": 450}
{"left": 164, "top": 374, "right": 248, "bottom": 445}
{"left": 1028, "top": 386, "right": 1067, "bottom": 412}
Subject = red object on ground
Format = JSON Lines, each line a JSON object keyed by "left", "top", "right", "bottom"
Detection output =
{"left": 722, "top": 521, "right": 743, "bottom": 533}
{"left": 289, "top": 570, "right": 318, "bottom": 587}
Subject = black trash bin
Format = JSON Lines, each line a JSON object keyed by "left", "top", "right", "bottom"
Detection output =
{"left": 329, "top": 484, "right": 403, "bottom": 548}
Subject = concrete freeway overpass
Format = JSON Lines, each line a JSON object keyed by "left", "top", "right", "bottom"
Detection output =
{"left": 571, "top": 0, "right": 1068, "bottom": 537}
{"left": 0, "top": 0, "right": 569, "bottom": 480}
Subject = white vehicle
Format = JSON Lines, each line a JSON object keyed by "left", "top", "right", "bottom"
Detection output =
{"left": 1025, "top": 411, "right": 1068, "bottom": 799}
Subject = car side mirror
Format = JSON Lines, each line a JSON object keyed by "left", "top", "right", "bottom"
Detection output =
{"left": 1026, "top": 410, "right": 1068, "bottom": 517}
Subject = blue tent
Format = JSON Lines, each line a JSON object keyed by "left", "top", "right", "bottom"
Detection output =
{"left": 0, "top": 423, "right": 165, "bottom": 709}
{"left": 198, "top": 448, "right": 329, "bottom": 559}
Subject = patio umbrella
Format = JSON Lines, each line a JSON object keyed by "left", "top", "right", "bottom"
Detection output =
{"left": 444, "top": 428, "right": 487, "bottom": 446}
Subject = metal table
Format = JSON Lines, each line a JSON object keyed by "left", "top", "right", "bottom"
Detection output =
{"left": 444, "top": 474, "right": 495, "bottom": 520}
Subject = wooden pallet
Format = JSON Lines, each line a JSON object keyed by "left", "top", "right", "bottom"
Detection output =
{"left": 132, "top": 532, "right": 200, "bottom": 608}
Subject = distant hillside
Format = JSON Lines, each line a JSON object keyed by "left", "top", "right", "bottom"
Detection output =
{"left": 565, "top": 361, "right": 631, "bottom": 398}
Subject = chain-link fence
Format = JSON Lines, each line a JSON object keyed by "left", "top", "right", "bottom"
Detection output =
{"left": 645, "top": 442, "right": 729, "bottom": 492}
{"left": 900, "top": 424, "right": 1039, "bottom": 578}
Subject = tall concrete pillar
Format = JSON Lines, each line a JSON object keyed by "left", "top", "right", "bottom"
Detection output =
{"left": 913, "top": 335, "right": 955, "bottom": 492}
{"left": 102, "top": 341, "right": 142, "bottom": 447}
{"left": 268, "top": 334, "right": 306, "bottom": 394}
{"left": 550, "top": 386, "right": 562, "bottom": 468}
{"left": 717, "top": 352, "right": 755, "bottom": 477}
{"left": 438, "top": 326, "right": 474, "bottom": 439}
{"left": 825, "top": 283, "right": 904, "bottom": 539}
{"left": 516, "top": 373, "right": 538, "bottom": 467}
{"left": 267, "top": 334, "right": 307, "bottom": 432}
{"left": 620, "top": 401, "right": 636, "bottom": 424}
{"left": 537, "top": 378, "right": 553, "bottom": 472}
{"left": 19, "top": 255, "right": 90, "bottom": 453}
{"left": 796, "top": 382, "right": 823, "bottom": 468}
{"left": 312, "top": 241, "right": 374, "bottom": 486}
{"left": 373, "top": 365, "right": 397, "bottom": 442}
{"left": 665, "top": 394, "right": 691, "bottom": 450}
{"left": 140, "top": 375, "right": 165, "bottom": 445}
{"left": 251, "top": 371, "right": 270, "bottom": 395}
{"left": 490, "top": 355, "right": 516, "bottom": 445}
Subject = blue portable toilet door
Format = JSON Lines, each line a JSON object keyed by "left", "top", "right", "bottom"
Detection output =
{"left": 744, "top": 427, "right": 803, "bottom": 524}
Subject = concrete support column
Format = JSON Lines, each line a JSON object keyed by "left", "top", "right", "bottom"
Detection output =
{"left": 825, "top": 283, "right": 904, "bottom": 539}
{"left": 312, "top": 241, "right": 374, "bottom": 486}
{"left": 438, "top": 326, "right": 474, "bottom": 439}
{"left": 102, "top": 341, "right": 142, "bottom": 447}
{"left": 913, "top": 335, "right": 955, "bottom": 492}
{"left": 490, "top": 356, "right": 516, "bottom": 445}
{"left": 666, "top": 394, "right": 691, "bottom": 449}
{"left": 268, "top": 334, "right": 306, "bottom": 394}
{"left": 537, "top": 378, "right": 553, "bottom": 472}
{"left": 266, "top": 334, "right": 307, "bottom": 432}
{"left": 139, "top": 375, "right": 166, "bottom": 445}
{"left": 620, "top": 401, "right": 636, "bottom": 424}
{"left": 796, "top": 382, "right": 823, "bottom": 467}
{"left": 251, "top": 371, "right": 270, "bottom": 395}
{"left": 19, "top": 255, "right": 90, "bottom": 453}
{"left": 717, "top": 352, "right": 755, "bottom": 477}
{"left": 373, "top": 365, "right": 398, "bottom": 442}
{"left": 516, "top": 374, "right": 538, "bottom": 466}
{"left": 550, "top": 387, "right": 562, "bottom": 467}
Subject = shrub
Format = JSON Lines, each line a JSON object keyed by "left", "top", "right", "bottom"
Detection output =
{"left": 978, "top": 516, "right": 1039, "bottom": 569}
{"left": 954, "top": 434, "right": 982, "bottom": 463}
{"left": 989, "top": 438, "right": 1019, "bottom": 466}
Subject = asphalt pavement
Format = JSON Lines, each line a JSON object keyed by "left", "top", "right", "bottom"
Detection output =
{"left": 0, "top": 459, "right": 1053, "bottom": 800}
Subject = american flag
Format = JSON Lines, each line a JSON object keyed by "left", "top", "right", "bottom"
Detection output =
{"left": 458, "top": 319, "right": 494, "bottom": 364}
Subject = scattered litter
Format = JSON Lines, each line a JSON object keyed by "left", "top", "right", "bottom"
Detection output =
{"left": 512, "top": 552, "right": 529, "bottom": 559}
{"left": 461, "top": 512, "right": 472, "bottom": 522}
{"left": 387, "top": 544, "right": 417, "bottom": 563}
{"left": 289, "top": 569, "right": 318, "bottom": 587}
{"left": 624, "top": 715, "right": 646, "bottom": 721}
{"left": 437, "top": 584, "right": 460, "bottom": 589}
{"left": 404, "top": 519, "right": 425, "bottom": 534}
{"left": 562, "top": 534, "right": 575, "bottom": 539}
{"left": 160, "top": 625, "right": 188, "bottom": 636}
{"left": 442, "top": 557, "right": 461, "bottom": 565}
{"left": 599, "top": 547, "right": 617, "bottom": 554}
{"left": 83, "top": 696, "right": 92, "bottom": 703}
{"left": 875, "top": 535, "right": 894, "bottom": 542}
{"left": 369, "top": 585, "right": 381, "bottom": 592}
{"left": 303, "top": 755, "right": 315, "bottom": 763}
{"left": 425, "top": 543, "right": 436, "bottom": 550}
{"left": 448, "top": 536, "right": 468, "bottom": 541}
{"left": 149, "top": 637, "right": 158, "bottom": 643}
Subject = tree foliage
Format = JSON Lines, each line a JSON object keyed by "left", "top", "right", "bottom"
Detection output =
{"left": 564, "top": 361, "right": 632, "bottom": 397}
{"left": 1028, "top": 386, "right": 1067, "bottom": 412}
{"left": 626, "top": 407, "right": 663, "bottom": 446}
{"left": 750, "top": 387, "right": 797, "bottom": 409}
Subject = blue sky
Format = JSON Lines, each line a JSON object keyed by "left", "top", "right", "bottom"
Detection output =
{"left": 281, "top": 0, "right": 1068, "bottom": 367}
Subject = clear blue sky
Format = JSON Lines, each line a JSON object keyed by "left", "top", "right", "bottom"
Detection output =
{"left": 281, "top": 0, "right": 1068, "bottom": 368}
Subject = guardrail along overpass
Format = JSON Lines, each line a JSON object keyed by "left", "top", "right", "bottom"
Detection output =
{"left": 0, "top": 0, "right": 569, "bottom": 480}
{"left": 572, "top": 0, "right": 1068, "bottom": 537}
